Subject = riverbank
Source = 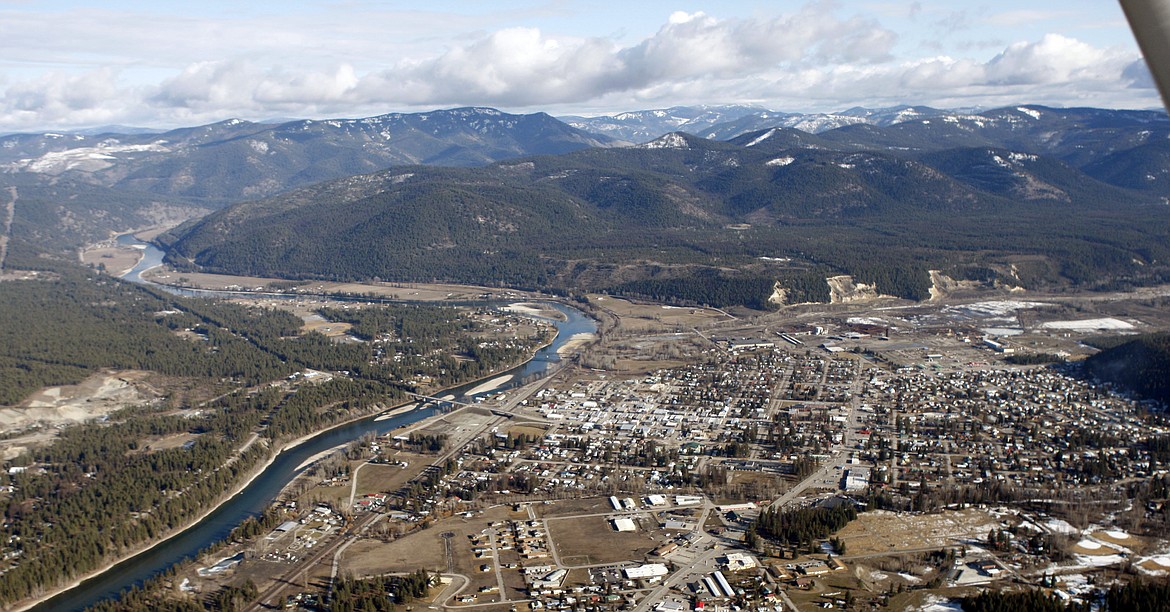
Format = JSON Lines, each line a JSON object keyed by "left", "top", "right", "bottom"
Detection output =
{"left": 15, "top": 245, "right": 597, "bottom": 610}
{"left": 15, "top": 307, "right": 584, "bottom": 611}
{"left": 11, "top": 433, "right": 275, "bottom": 612}
{"left": 557, "top": 332, "right": 598, "bottom": 356}
{"left": 79, "top": 241, "right": 144, "bottom": 278}
{"left": 78, "top": 226, "right": 179, "bottom": 278}
{"left": 14, "top": 393, "right": 428, "bottom": 612}
{"left": 503, "top": 302, "right": 568, "bottom": 321}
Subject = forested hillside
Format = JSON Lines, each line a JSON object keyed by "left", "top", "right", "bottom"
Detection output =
{"left": 0, "top": 264, "right": 550, "bottom": 606}
{"left": 1084, "top": 333, "right": 1170, "bottom": 404}
{"left": 163, "top": 131, "right": 1170, "bottom": 308}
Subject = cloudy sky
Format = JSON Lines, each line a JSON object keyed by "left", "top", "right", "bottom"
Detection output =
{"left": 0, "top": 0, "right": 1158, "bottom": 131}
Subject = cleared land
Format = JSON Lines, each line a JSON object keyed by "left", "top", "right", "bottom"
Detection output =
{"left": 143, "top": 267, "right": 523, "bottom": 302}
{"left": 588, "top": 295, "right": 729, "bottom": 333}
{"left": 546, "top": 514, "right": 662, "bottom": 566}
{"left": 0, "top": 371, "right": 156, "bottom": 459}
{"left": 79, "top": 246, "right": 142, "bottom": 277}
{"left": 835, "top": 509, "right": 996, "bottom": 556}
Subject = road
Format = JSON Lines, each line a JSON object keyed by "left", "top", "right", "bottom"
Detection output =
{"left": 251, "top": 508, "right": 383, "bottom": 610}
{"left": 627, "top": 500, "right": 715, "bottom": 612}
{"left": 487, "top": 531, "right": 509, "bottom": 601}
{"left": 769, "top": 357, "right": 867, "bottom": 509}
{"left": 252, "top": 370, "right": 568, "bottom": 609}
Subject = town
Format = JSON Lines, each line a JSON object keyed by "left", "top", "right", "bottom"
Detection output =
{"left": 160, "top": 291, "right": 1170, "bottom": 611}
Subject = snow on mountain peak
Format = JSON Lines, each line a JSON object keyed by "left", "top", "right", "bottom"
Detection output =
{"left": 639, "top": 133, "right": 690, "bottom": 149}
{"left": 1016, "top": 107, "right": 1042, "bottom": 120}
{"left": 745, "top": 129, "right": 777, "bottom": 147}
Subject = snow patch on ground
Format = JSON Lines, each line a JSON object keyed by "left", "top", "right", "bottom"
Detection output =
{"left": 639, "top": 133, "right": 689, "bottom": 149}
{"left": 847, "top": 317, "right": 888, "bottom": 326}
{"left": 1017, "top": 106, "right": 1042, "bottom": 119}
{"left": 766, "top": 156, "right": 795, "bottom": 166}
{"left": 745, "top": 128, "right": 776, "bottom": 147}
{"left": 1072, "top": 553, "right": 1126, "bottom": 568}
{"left": 1039, "top": 318, "right": 1135, "bottom": 331}
{"left": 1046, "top": 518, "right": 1078, "bottom": 534}
{"left": 916, "top": 595, "right": 963, "bottom": 612}
{"left": 10, "top": 141, "right": 170, "bottom": 173}
{"left": 946, "top": 300, "right": 1047, "bottom": 319}
{"left": 981, "top": 327, "right": 1023, "bottom": 336}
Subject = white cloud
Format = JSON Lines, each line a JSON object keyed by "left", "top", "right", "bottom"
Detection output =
{"left": 0, "top": 68, "right": 133, "bottom": 128}
{"left": 983, "top": 10, "right": 1072, "bottom": 28}
{"left": 985, "top": 34, "right": 1125, "bottom": 85}
{"left": 0, "top": 3, "right": 1158, "bottom": 131}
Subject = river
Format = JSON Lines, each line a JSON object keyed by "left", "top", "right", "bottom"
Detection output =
{"left": 32, "top": 237, "right": 596, "bottom": 611}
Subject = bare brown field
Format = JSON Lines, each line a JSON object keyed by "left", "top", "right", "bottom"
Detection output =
{"left": 352, "top": 454, "right": 430, "bottom": 497}
{"left": 342, "top": 506, "right": 522, "bottom": 601}
{"left": 1138, "top": 557, "right": 1170, "bottom": 573}
{"left": 507, "top": 425, "right": 548, "bottom": 439}
{"left": 729, "top": 470, "right": 788, "bottom": 498}
{"left": 546, "top": 515, "right": 662, "bottom": 566}
{"left": 836, "top": 509, "right": 995, "bottom": 556}
{"left": 588, "top": 295, "right": 728, "bottom": 332}
{"left": 1090, "top": 530, "right": 1144, "bottom": 551}
{"left": 80, "top": 246, "right": 142, "bottom": 277}
{"left": 137, "top": 432, "right": 201, "bottom": 453}
{"left": 300, "top": 315, "right": 353, "bottom": 338}
{"left": 531, "top": 497, "right": 612, "bottom": 518}
{"left": 342, "top": 535, "right": 448, "bottom": 577}
{"left": 142, "top": 267, "right": 527, "bottom": 302}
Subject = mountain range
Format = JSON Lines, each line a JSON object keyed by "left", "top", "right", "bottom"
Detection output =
{"left": 0, "top": 108, "right": 616, "bottom": 204}
{"left": 161, "top": 121, "right": 1170, "bottom": 307}
{"left": 5, "top": 102, "right": 1170, "bottom": 308}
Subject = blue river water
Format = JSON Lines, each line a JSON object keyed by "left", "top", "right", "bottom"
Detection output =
{"left": 32, "top": 237, "right": 595, "bottom": 611}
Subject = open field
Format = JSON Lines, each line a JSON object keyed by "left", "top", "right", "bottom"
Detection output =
{"left": 507, "top": 425, "right": 548, "bottom": 440}
{"left": 504, "top": 302, "right": 567, "bottom": 321}
{"left": 300, "top": 313, "right": 353, "bottom": 337}
{"left": 341, "top": 532, "right": 449, "bottom": 577}
{"left": 836, "top": 509, "right": 996, "bottom": 556}
{"left": 143, "top": 267, "right": 528, "bottom": 302}
{"left": 0, "top": 371, "right": 157, "bottom": 459}
{"left": 1091, "top": 530, "right": 1144, "bottom": 551}
{"left": 588, "top": 294, "right": 730, "bottom": 333}
{"left": 79, "top": 245, "right": 142, "bottom": 277}
{"left": 546, "top": 514, "right": 662, "bottom": 566}
{"left": 340, "top": 505, "right": 523, "bottom": 586}
{"left": 531, "top": 497, "right": 612, "bottom": 519}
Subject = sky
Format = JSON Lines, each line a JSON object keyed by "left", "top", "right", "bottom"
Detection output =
{"left": 0, "top": 0, "right": 1159, "bottom": 131}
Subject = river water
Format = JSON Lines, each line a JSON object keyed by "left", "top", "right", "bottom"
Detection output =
{"left": 33, "top": 238, "right": 595, "bottom": 611}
